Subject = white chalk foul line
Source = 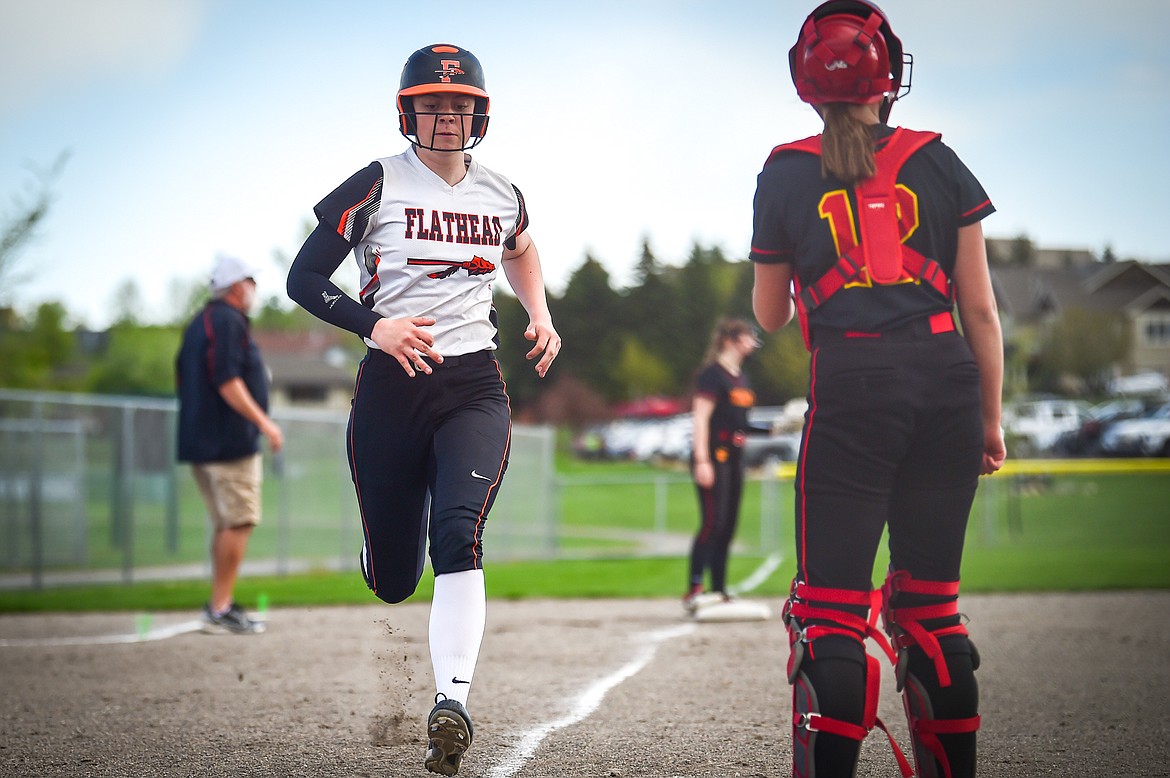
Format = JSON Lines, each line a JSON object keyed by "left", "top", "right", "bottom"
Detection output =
{"left": 0, "top": 619, "right": 205, "bottom": 647}
{"left": 729, "top": 551, "right": 784, "bottom": 597}
{"left": 485, "top": 622, "right": 696, "bottom": 778}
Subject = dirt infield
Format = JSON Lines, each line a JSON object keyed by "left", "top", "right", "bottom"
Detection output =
{"left": 2, "top": 591, "right": 1169, "bottom": 778}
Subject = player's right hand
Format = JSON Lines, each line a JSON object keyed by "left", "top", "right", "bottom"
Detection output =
{"left": 371, "top": 316, "right": 442, "bottom": 378}
{"left": 981, "top": 424, "right": 1006, "bottom": 475}
{"left": 262, "top": 420, "right": 285, "bottom": 453}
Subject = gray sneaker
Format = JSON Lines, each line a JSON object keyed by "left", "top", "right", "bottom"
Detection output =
{"left": 202, "top": 602, "right": 265, "bottom": 635}
{"left": 425, "top": 695, "right": 474, "bottom": 776}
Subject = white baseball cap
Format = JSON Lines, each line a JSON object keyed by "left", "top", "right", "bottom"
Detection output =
{"left": 210, "top": 255, "right": 260, "bottom": 291}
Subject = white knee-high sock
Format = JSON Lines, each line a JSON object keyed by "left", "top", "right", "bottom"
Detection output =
{"left": 429, "top": 569, "right": 486, "bottom": 706}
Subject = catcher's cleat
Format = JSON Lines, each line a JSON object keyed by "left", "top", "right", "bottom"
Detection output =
{"left": 425, "top": 695, "right": 474, "bottom": 776}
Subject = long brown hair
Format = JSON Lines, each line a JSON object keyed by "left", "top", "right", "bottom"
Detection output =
{"left": 820, "top": 102, "right": 876, "bottom": 184}
{"left": 700, "top": 318, "right": 756, "bottom": 367}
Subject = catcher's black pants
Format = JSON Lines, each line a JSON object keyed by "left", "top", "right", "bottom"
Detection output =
{"left": 348, "top": 348, "right": 510, "bottom": 604}
{"left": 794, "top": 321, "right": 984, "bottom": 776}
{"left": 796, "top": 323, "right": 983, "bottom": 589}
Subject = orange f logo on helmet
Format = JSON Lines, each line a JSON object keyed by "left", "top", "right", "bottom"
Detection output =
{"left": 436, "top": 60, "right": 465, "bottom": 83}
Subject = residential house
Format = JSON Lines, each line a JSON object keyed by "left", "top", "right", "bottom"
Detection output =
{"left": 985, "top": 239, "right": 1170, "bottom": 387}
{"left": 252, "top": 330, "right": 361, "bottom": 410}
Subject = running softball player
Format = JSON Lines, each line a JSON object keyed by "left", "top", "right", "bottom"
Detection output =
{"left": 684, "top": 318, "right": 763, "bottom": 612}
{"left": 750, "top": 3, "right": 1005, "bottom": 777}
{"left": 286, "top": 43, "right": 560, "bottom": 776}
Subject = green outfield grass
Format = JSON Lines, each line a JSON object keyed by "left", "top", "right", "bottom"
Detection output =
{"left": 2, "top": 465, "right": 1167, "bottom": 614}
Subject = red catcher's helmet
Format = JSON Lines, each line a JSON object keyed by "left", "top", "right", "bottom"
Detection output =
{"left": 397, "top": 43, "right": 490, "bottom": 151}
{"left": 789, "top": 0, "right": 912, "bottom": 122}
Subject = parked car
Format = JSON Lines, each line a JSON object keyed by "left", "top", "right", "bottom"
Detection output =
{"left": 655, "top": 414, "right": 693, "bottom": 461}
{"left": 1108, "top": 372, "right": 1169, "bottom": 396}
{"left": 1002, "top": 398, "right": 1091, "bottom": 457}
{"left": 1055, "top": 396, "right": 1168, "bottom": 455}
{"left": 741, "top": 401, "right": 806, "bottom": 467}
{"left": 743, "top": 430, "right": 802, "bottom": 467}
{"left": 1099, "top": 402, "right": 1170, "bottom": 456}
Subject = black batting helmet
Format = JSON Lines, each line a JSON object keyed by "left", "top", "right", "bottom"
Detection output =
{"left": 397, "top": 43, "right": 490, "bottom": 151}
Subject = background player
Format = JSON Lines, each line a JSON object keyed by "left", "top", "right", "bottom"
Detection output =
{"left": 176, "top": 255, "right": 283, "bottom": 635}
{"left": 750, "top": 3, "right": 1005, "bottom": 776}
{"left": 684, "top": 318, "right": 763, "bottom": 612}
{"left": 285, "top": 43, "right": 560, "bottom": 776}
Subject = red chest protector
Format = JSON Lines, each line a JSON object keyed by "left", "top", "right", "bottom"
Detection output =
{"left": 769, "top": 128, "right": 951, "bottom": 349}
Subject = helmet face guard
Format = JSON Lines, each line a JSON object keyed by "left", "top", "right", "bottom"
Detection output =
{"left": 789, "top": 0, "right": 912, "bottom": 122}
{"left": 397, "top": 43, "right": 490, "bottom": 151}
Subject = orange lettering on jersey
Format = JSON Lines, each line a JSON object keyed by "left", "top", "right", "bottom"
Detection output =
{"left": 729, "top": 387, "right": 756, "bottom": 408}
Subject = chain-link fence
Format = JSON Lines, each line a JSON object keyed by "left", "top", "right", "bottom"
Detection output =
{"left": 0, "top": 390, "right": 558, "bottom": 589}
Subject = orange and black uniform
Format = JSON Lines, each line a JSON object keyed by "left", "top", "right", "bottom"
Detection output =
{"left": 751, "top": 124, "right": 994, "bottom": 776}
{"left": 688, "top": 364, "right": 760, "bottom": 595}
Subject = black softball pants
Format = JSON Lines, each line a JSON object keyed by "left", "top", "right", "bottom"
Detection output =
{"left": 347, "top": 348, "right": 510, "bottom": 604}
{"left": 795, "top": 326, "right": 984, "bottom": 777}
{"left": 796, "top": 327, "right": 983, "bottom": 590}
{"left": 689, "top": 453, "right": 745, "bottom": 594}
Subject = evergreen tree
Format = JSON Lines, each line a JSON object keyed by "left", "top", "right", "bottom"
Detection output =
{"left": 621, "top": 237, "right": 678, "bottom": 379}
{"left": 1008, "top": 234, "right": 1035, "bottom": 266}
{"left": 554, "top": 254, "right": 623, "bottom": 400}
{"left": 669, "top": 243, "right": 730, "bottom": 380}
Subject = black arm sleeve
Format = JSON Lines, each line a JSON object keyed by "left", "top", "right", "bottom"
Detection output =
{"left": 286, "top": 221, "right": 382, "bottom": 340}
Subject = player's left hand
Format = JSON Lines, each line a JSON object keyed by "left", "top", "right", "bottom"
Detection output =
{"left": 524, "top": 318, "right": 561, "bottom": 378}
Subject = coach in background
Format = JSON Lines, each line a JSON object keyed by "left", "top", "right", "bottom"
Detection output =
{"left": 176, "top": 255, "right": 283, "bottom": 635}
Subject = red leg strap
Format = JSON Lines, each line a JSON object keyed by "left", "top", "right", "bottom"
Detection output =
{"left": 794, "top": 712, "right": 867, "bottom": 741}
{"left": 786, "top": 580, "right": 915, "bottom": 776}
{"left": 881, "top": 571, "right": 967, "bottom": 687}
{"left": 788, "top": 582, "right": 898, "bottom": 665}
{"left": 910, "top": 715, "right": 983, "bottom": 778}
{"left": 886, "top": 602, "right": 966, "bottom": 686}
{"left": 873, "top": 717, "right": 916, "bottom": 778}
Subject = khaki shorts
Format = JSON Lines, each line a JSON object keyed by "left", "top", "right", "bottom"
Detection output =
{"left": 191, "top": 453, "right": 262, "bottom": 531}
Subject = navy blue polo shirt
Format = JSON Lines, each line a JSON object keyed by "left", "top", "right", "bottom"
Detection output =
{"left": 175, "top": 299, "right": 269, "bottom": 463}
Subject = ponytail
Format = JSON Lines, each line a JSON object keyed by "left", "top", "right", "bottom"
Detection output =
{"left": 820, "top": 103, "right": 876, "bottom": 184}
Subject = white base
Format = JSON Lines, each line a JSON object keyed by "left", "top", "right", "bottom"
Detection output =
{"left": 692, "top": 599, "right": 772, "bottom": 623}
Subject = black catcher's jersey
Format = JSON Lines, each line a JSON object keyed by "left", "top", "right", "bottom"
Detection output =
{"left": 749, "top": 124, "right": 995, "bottom": 333}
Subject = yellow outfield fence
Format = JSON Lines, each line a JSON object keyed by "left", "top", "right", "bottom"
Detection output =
{"left": 992, "top": 458, "right": 1170, "bottom": 475}
{"left": 771, "top": 458, "right": 1170, "bottom": 480}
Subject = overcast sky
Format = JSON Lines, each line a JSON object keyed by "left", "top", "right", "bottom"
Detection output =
{"left": 2, "top": 0, "right": 1167, "bottom": 328}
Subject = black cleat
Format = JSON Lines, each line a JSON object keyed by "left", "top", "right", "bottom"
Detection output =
{"left": 425, "top": 695, "right": 474, "bottom": 776}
